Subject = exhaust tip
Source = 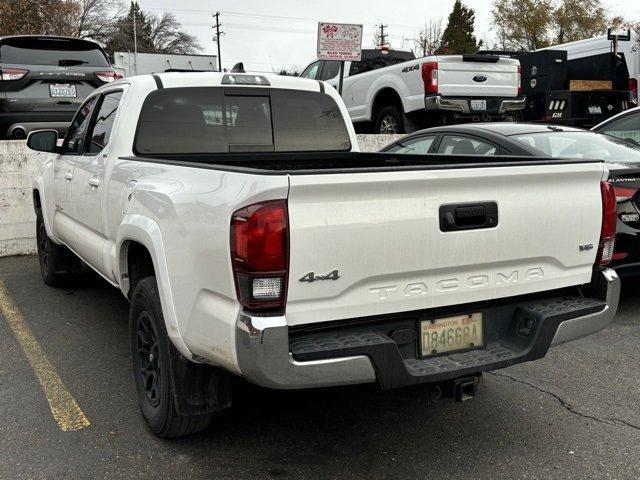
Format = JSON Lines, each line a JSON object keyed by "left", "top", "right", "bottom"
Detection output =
{"left": 10, "top": 127, "right": 27, "bottom": 140}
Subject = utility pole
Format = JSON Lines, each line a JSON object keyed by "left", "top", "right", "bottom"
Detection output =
{"left": 132, "top": 0, "right": 138, "bottom": 75}
{"left": 377, "top": 24, "right": 388, "bottom": 48}
{"left": 213, "top": 12, "right": 223, "bottom": 72}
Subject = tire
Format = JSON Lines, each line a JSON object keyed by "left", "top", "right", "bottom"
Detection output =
{"left": 129, "top": 277, "right": 213, "bottom": 438}
{"left": 375, "top": 105, "right": 405, "bottom": 134}
{"left": 36, "top": 214, "right": 79, "bottom": 287}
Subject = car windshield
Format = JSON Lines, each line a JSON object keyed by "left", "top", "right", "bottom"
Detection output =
{"left": 510, "top": 130, "right": 640, "bottom": 163}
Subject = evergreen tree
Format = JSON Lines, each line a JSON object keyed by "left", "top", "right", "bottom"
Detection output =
{"left": 104, "top": 2, "right": 154, "bottom": 57}
{"left": 439, "top": 0, "right": 482, "bottom": 54}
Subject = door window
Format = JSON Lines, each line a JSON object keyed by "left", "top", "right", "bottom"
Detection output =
{"left": 598, "top": 112, "right": 640, "bottom": 146}
{"left": 86, "top": 91, "right": 123, "bottom": 155}
{"left": 319, "top": 61, "right": 341, "bottom": 81}
{"left": 386, "top": 135, "right": 436, "bottom": 154}
{"left": 62, "top": 97, "right": 97, "bottom": 155}
{"left": 436, "top": 135, "right": 498, "bottom": 156}
{"left": 300, "top": 61, "right": 320, "bottom": 79}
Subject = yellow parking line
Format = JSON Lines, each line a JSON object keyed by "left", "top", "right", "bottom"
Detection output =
{"left": 0, "top": 280, "right": 90, "bottom": 432}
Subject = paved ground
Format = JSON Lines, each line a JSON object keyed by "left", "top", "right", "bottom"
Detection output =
{"left": 0, "top": 255, "right": 639, "bottom": 480}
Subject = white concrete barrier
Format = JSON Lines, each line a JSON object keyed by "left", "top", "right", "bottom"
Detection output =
{"left": 0, "top": 142, "right": 56, "bottom": 257}
{"left": 0, "top": 134, "right": 406, "bottom": 257}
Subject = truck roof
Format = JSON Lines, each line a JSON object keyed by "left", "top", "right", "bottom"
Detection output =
{"left": 110, "top": 71, "right": 324, "bottom": 92}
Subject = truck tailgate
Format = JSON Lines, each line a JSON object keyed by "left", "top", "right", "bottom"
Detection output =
{"left": 438, "top": 56, "right": 519, "bottom": 97}
{"left": 285, "top": 162, "right": 604, "bottom": 326}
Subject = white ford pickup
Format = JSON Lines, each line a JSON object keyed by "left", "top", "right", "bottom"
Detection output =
{"left": 28, "top": 72, "right": 619, "bottom": 438}
{"left": 300, "top": 49, "right": 526, "bottom": 134}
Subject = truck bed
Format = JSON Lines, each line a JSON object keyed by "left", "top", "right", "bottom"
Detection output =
{"left": 125, "top": 152, "right": 602, "bottom": 175}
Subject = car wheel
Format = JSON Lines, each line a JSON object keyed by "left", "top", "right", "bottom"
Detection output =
{"left": 129, "top": 277, "right": 213, "bottom": 438}
{"left": 36, "top": 214, "right": 78, "bottom": 287}
{"left": 375, "top": 105, "right": 405, "bottom": 134}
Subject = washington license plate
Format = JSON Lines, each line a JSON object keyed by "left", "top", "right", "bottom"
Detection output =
{"left": 49, "top": 84, "right": 77, "bottom": 98}
{"left": 420, "top": 313, "right": 483, "bottom": 357}
{"left": 470, "top": 99, "right": 487, "bottom": 111}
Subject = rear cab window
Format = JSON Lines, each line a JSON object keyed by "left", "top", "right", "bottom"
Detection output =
{"left": 0, "top": 37, "right": 110, "bottom": 67}
{"left": 134, "top": 87, "right": 352, "bottom": 155}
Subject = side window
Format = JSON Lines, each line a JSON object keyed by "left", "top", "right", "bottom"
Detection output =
{"left": 436, "top": 135, "right": 498, "bottom": 156}
{"left": 86, "top": 91, "right": 123, "bottom": 155}
{"left": 63, "top": 97, "right": 97, "bottom": 155}
{"left": 319, "top": 61, "right": 341, "bottom": 81}
{"left": 300, "top": 61, "right": 321, "bottom": 79}
{"left": 349, "top": 59, "right": 371, "bottom": 76}
{"left": 386, "top": 135, "right": 436, "bottom": 155}
{"left": 598, "top": 112, "right": 640, "bottom": 145}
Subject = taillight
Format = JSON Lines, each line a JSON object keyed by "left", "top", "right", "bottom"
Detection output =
{"left": 613, "top": 185, "right": 638, "bottom": 202}
{"left": 422, "top": 62, "right": 438, "bottom": 94}
{"left": 597, "top": 182, "right": 617, "bottom": 266}
{"left": 517, "top": 65, "right": 523, "bottom": 95}
{"left": 95, "top": 71, "right": 123, "bottom": 83}
{"left": 0, "top": 68, "right": 28, "bottom": 81}
{"left": 629, "top": 78, "right": 638, "bottom": 106}
{"left": 231, "top": 200, "right": 288, "bottom": 310}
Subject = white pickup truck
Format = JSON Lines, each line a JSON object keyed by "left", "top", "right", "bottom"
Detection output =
{"left": 28, "top": 72, "right": 619, "bottom": 438}
{"left": 300, "top": 48, "right": 526, "bottom": 134}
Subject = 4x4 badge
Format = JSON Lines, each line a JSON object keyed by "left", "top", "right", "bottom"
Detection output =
{"left": 299, "top": 270, "right": 340, "bottom": 283}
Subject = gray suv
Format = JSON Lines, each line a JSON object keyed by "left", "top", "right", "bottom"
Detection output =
{"left": 0, "top": 35, "right": 121, "bottom": 139}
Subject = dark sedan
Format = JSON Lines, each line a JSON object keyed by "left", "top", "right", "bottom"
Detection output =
{"left": 0, "top": 35, "right": 121, "bottom": 139}
{"left": 381, "top": 123, "right": 640, "bottom": 274}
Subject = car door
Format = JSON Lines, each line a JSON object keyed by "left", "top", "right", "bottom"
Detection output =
{"left": 53, "top": 96, "right": 98, "bottom": 245}
{"left": 70, "top": 89, "right": 123, "bottom": 273}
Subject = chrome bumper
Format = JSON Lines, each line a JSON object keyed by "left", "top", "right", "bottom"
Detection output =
{"left": 551, "top": 268, "right": 620, "bottom": 346}
{"left": 424, "top": 95, "right": 526, "bottom": 114}
{"left": 235, "top": 269, "right": 620, "bottom": 389}
{"left": 236, "top": 313, "right": 376, "bottom": 389}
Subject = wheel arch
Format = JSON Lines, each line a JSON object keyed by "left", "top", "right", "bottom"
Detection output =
{"left": 117, "top": 214, "right": 192, "bottom": 359}
{"left": 371, "top": 87, "right": 404, "bottom": 122}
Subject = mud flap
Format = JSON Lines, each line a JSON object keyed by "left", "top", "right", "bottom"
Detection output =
{"left": 168, "top": 340, "right": 233, "bottom": 416}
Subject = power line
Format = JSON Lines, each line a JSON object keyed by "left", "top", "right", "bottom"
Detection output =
{"left": 140, "top": 6, "right": 423, "bottom": 32}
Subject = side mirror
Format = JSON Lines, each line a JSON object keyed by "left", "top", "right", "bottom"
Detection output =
{"left": 27, "top": 130, "right": 59, "bottom": 153}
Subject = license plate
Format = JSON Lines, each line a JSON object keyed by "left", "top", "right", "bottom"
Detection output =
{"left": 420, "top": 313, "right": 483, "bottom": 357}
{"left": 470, "top": 99, "right": 487, "bottom": 111}
{"left": 49, "top": 84, "right": 77, "bottom": 98}
{"left": 588, "top": 105, "right": 602, "bottom": 115}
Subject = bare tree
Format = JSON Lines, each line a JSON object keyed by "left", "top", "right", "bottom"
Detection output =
{"left": 74, "top": 0, "right": 127, "bottom": 43}
{"left": 0, "top": 0, "right": 80, "bottom": 36}
{"left": 414, "top": 18, "right": 443, "bottom": 57}
{"left": 148, "top": 12, "right": 202, "bottom": 54}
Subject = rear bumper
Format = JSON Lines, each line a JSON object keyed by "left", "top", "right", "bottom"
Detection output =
{"left": 424, "top": 94, "right": 526, "bottom": 115}
{"left": 0, "top": 111, "right": 73, "bottom": 138}
{"left": 235, "top": 269, "right": 619, "bottom": 390}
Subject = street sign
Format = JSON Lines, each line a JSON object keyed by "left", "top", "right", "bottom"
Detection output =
{"left": 317, "top": 22, "right": 363, "bottom": 61}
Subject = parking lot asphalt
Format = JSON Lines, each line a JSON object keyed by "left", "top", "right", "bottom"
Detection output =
{"left": 0, "top": 255, "right": 639, "bottom": 479}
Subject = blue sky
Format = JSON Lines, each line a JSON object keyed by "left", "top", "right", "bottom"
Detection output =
{"left": 136, "top": 0, "right": 639, "bottom": 72}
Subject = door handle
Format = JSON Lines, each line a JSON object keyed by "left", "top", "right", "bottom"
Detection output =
{"left": 64, "top": 171, "right": 73, "bottom": 181}
{"left": 88, "top": 177, "right": 101, "bottom": 187}
{"left": 439, "top": 202, "right": 498, "bottom": 232}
